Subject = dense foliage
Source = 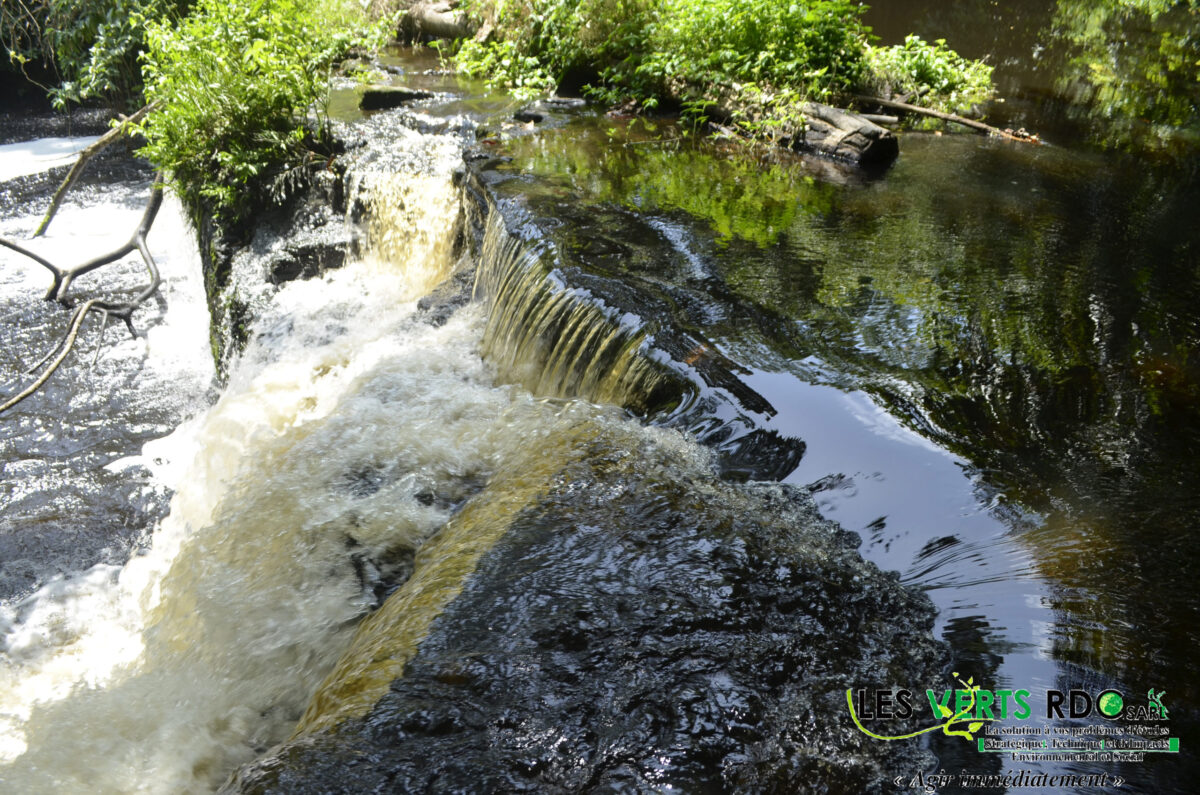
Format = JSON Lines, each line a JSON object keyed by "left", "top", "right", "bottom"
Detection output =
{"left": 453, "top": 0, "right": 993, "bottom": 115}
{"left": 136, "top": 0, "right": 380, "bottom": 215}
{"left": 863, "top": 35, "right": 994, "bottom": 115}
{"left": 1, "top": 0, "right": 189, "bottom": 108}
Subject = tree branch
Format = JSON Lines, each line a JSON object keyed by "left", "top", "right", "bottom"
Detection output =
{"left": 33, "top": 100, "right": 160, "bottom": 237}
{"left": 0, "top": 300, "right": 98, "bottom": 413}
{"left": 1, "top": 180, "right": 164, "bottom": 302}
{"left": 854, "top": 95, "right": 1041, "bottom": 143}
{"left": 0, "top": 176, "right": 166, "bottom": 413}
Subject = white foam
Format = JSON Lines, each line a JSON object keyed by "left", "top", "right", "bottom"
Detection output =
{"left": 0, "top": 143, "right": 594, "bottom": 792}
{"left": 0, "top": 136, "right": 102, "bottom": 182}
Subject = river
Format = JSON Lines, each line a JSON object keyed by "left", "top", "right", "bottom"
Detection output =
{"left": 1, "top": 2, "right": 1198, "bottom": 792}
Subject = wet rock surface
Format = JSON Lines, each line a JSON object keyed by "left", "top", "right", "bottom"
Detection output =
{"left": 194, "top": 157, "right": 355, "bottom": 371}
{"left": 226, "top": 451, "right": 943, "bottom": 794}
{"left": 0, "top": 108, "right": 117, "bottom": 147}
{"left": 180, "top": 100, "right": 944, "bottom": 794}
{"left": 359, "top": 85, "right": 435, "bottom": 110}
{"left": 0, "top": 134, "right": 212, "bottom": 602}
{"left": 461, "top": 156, "right": 810, "bottom": 481}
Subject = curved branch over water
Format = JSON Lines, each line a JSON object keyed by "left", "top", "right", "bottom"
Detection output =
{"left": 856, "top": 95, "right": 1041, "bottom": 142}
{"left": 0, "top": 177, "right": 165, "bottom": 413}
{"left": 33, "top": 101, "right": 160, "bottom": 238}
{"left": 1, "top": 179, "right": 163, "bottom": 302}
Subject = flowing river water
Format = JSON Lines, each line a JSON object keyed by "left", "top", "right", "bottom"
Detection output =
{"left": 1, "top": 2, "right": 1199, "bottom": 793}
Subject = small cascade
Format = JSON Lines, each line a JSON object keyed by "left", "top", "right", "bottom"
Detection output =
{"left": 473, "top": 208, "right": 684, "bottom": 415}
{"left": 462, "top": 176, "right": 805, "bottom": 480}
{"left": 0, "top": 127, "right": 517, "bottom": 793}
{"left": 357, "top": 169, "right": 462, "bottom": 301}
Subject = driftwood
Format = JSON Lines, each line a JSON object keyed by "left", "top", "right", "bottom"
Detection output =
{"left": 34, "top": 101, "right": 159, "bottom": 237}
{"left": 794, "top": 102, "right": 898, "bottom": 164}
{"left": 393, "top": 1, "right": 475, "bottom": 41}
{"left": 855, "top": 95, "right": 1040, "bottom": 143}
{"left": 703, "top": 90, "right": 899, "bottom": 166}
{"left": 860, "top": 113, "right": 899, "bottom": 126}
{"left": 0, "top": 179, "right": 164, "bottom": 413}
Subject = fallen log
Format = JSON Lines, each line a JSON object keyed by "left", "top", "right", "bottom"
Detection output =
{"left": 794, "top": 101, "right": 899, "bottom": 165}
{"left": 389, "top": 1, "right": 475, "bottom": 41}
{"left": 854, "top": 95, "right": 1040, "bottom": 143}
{"left": 702, "top": 89, "right": 899, "bottom": 166}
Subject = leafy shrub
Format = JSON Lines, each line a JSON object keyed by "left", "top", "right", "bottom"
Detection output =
{"left": 456, "top": 0, "right": 657, "bottom": 99}
{"left": 638, "top": 0, "right": 869, "bottom": 101}
{"left": 457, "top": 0, "right": 869, "bottom": 104}
{"left": 137, "top": 0, "right": 380, "bottom": 215}
{"left": 1, "top": 0, "right": 189, "bottom": 108}
{"left": 863, "top": 35, "right": 994, "bottom": 115}
{"left": 453, "top": 1, "right": 994, "bottom": 122}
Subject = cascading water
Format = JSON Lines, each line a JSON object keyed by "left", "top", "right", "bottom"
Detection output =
{"left": 0, "top": 124, "right": 627, "bottom": 792}
{"left": 1, "top": 79, "right": 958, "bottom": 792}
{"left": 473, "top": 208, "right": 675, "bottom": 414}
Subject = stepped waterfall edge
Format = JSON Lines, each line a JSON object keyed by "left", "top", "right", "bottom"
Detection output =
{"left": 1, "top": 109, "right": 946, "bottom": 795}
{"left": 219, "top": 125, "right": 949, "bottom": 792}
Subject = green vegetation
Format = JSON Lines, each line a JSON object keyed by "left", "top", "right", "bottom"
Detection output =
{"left": 1, "top": 0, "right": 189, "bottom": 108}
{"left": 137, "top": 0, "right": 379, "bottom": 215}
{"left": 452, "top": 0, "right": 993, "bottom": 116}
{"left": 863, "top": 35, "right": 994, "bottom": 115}
{"left": 5, "top": 0, "right": 380, "bottom": 218}
{"left": 1052, "top": 0, "right": 1200, "bottom": 150}
{"left": 638, "top": 0, "right": 869, "bottom": 101}
{"left": 503, "top": 119, "right": 838, "bottom": 247}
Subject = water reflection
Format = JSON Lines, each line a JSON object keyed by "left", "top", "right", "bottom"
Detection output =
{"left": 498, "top": 87, "right": 1199, "bottom": 786}
{"left": 865, "top": 0, "right": 1200, "bottom": 153}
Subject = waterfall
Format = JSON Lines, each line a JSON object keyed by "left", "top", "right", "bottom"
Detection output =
{"left": 0, "top": 125, "right": 586, "bottom": 793}
{"left": 472, "top": 210, "right": 678, "bottom": 415}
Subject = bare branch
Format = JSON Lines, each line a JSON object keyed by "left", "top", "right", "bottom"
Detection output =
{"left": 1, "top": 180, "right": 164, "bottom": 302}
{"left": 34, "top": 100, "right": 160, "bottom": 237}
{"left": 0, "top": 299, "right": 98, "bottom": 413}
{"left": 0, "top": 237, "right": 64, "bottom": 299}
{"left": 0, "top": 175, "right": 166, "bottom": 414}
{"left": 54, "top": 182, "right": 163, "bottom": 301}
{"left": 854, "top": 95, "right": 1042, "bottom": 143}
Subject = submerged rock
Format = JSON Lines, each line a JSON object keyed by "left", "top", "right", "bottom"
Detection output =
{"left": 224, "top": 433, "right": 943, "bottom": 794}
{"left": 359, "top": 85, "right": 435, "bottom": 110}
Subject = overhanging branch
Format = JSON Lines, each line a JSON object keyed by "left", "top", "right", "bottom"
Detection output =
{"left": 0, "top": 175, "right": 166, "bottom": 414}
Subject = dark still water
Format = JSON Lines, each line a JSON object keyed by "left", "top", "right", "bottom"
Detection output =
{"left": 488, "top": 4, "right": 1200, "bottom": 789}
{"left": 1, "top": 4, "right": 1195, "bottom": 790}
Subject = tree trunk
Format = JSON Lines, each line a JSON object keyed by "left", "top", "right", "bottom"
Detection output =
{"left": 793, "top": 102, "right": 899, "bottom": 165}
{"left": 392, "top": 1, "right": 476, "bottom": 41}
{"left": 703, "top": 88, "right": 899, "bottom": 167}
